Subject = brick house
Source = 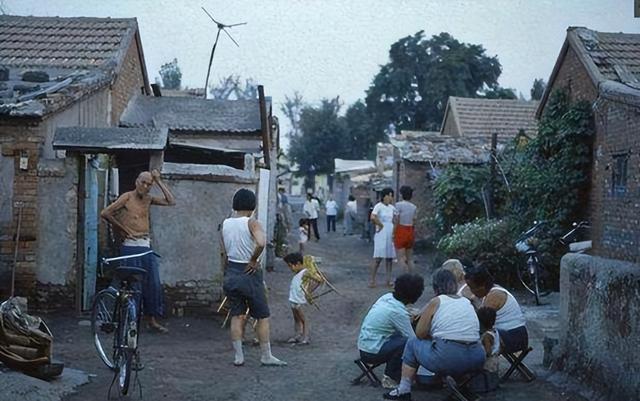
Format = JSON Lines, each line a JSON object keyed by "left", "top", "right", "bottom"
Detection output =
{"left": 537, "top": 26, "right": 640, "bottom": 263}
{"left": 539, "top": 27, "right": 640, "bottom": 400}
{"left": 0, "top": 15, "right": 150, "bottom": 310}
{"left": 391, "top": 131, "right": 512, "bottom": 245}
{"left": 53, "top": 91, "right": 279, "bottom": 315}
{"left": 441, "top": 96, "right": 539, "bottom": 138}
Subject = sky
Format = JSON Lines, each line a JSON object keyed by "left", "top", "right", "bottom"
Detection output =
{"left": 3, "top": 0, "right": 640, "bottom": 145}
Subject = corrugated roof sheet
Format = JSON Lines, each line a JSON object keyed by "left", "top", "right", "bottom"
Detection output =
{"left": 53, "top": 126, "right": 167, "bottom": 151}
{"left": 120, "top": 95, "right": 263, "bottom": 133}
{"left": 0, "top": 15, "right": 137, "bottom": 69}
{"left": 334, "top": 158, "right": 376, "bottom": 174}
{"left": 446, "top": 97, "right": 539, "bottom": 137}
{"left": 391, "top": 132, "right": 509, "bottom": 164}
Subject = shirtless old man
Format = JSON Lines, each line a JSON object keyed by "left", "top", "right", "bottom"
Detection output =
{"left": 101, "top": 169, "right": 175, "bottom": 333}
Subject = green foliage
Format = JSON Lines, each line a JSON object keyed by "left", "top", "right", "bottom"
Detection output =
{"left": 288, "top": 97, "right": 349, "bottom": 174}
{"left": 365, "top": 31, "right": 502, "bottom": 135}
{"left": 530, "top": 78, "right": 546, "bottom": 100}
{"left": 434, "top": 165, "right": 490, "bottom": 234}
{"left": 344, "top": 100, "right": 379, "bottom": 159}
{"left": 159, "top": 58, "right": 182, "bottom": 90}
{"left": 437, "top": 218, "right": 521, "bottom": 283}
{"left": 437, "top": 89, "right": 594, "bottom": 286}
{"left": 280, "top": 92, "right": 305, "bottom": 138}
{"left": 482, "top": 87, "right": 517, "bottom": 99}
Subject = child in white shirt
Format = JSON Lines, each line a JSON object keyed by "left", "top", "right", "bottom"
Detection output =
{"left": 284, "top": 252, "right": 310, "bottom": 345}
{"left": 298, "top": 218, "right": 309, "bottom": 253}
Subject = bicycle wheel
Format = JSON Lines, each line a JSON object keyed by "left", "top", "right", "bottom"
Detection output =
{"left": 115, "top": 299, "right": 137, "bottom": 396}
{"left": 91, "top": 288, "right": 117, "bottom": 369}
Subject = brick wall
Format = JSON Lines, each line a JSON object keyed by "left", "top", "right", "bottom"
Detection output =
{"left": 546, "top": 45, "right": 640, "bottom": 263}
{"left": 0, "top": 122, "right": 43, "bottom": 300}
{"left": 111, "top": 37, "right": 147, "bottom": 124}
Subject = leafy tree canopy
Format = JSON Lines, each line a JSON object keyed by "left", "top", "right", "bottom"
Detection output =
{"left": 530, "top": 78, "right": 547, "bottom": 100}
{"left": 288, "top": 97, "right": 349, "bottom": 175}
{"left": 159, "top": 58, "right": 182, "bottom": 90}
{"left": 279, "top": 91, "right": 305, "bottom": 138}
{"left": 365, "top": 31, "right": 503, "bottom": 135}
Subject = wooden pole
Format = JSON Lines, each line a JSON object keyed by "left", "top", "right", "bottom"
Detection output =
{"left": 10, "top": 202, "right": 24, "bottom": 298}
{"left": 258, "top": 85, "right": 271, "bottom": 167}
{"left": 487, "top": 133, "right": 498, "bottom": 219}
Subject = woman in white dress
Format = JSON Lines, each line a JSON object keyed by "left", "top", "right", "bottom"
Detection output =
{"left": 370, "top": 187, "right": 397, "bottom": 288}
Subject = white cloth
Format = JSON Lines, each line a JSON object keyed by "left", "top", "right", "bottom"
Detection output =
{"left": 395, "top": 201, "right": 417, "bottom": 226}
{"left": 430, "top": 295, "right": 480, "bottom": 342}
{"left": 372, "top": 202, "right": 397, "bottom": 258}
{"left": 491, "top": 286, "right": 526, "bottom": 331}
{"left": 298, "top": 226, "right": 308, "bottom": 244}
{"left": 123, "top": 237, "right": 150, "bottom": 247}
{"left": 346, "top": 200, "right": 357, "bottom": 214}
{"left": 358, "top": 293, "right": 415, "bottom": 354}
{"left": 222, "top": 216, "right": 254, "bottom": 263}
{"left": 289, "top": 269, "right": 307, "bottom": 304}
{"left": 303, "top": 198, "right": 320, "bottom": 219}
{"left": 325, "top": 200, "right": 338, "bottom": 216}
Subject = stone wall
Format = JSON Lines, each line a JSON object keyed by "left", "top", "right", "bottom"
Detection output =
{"left": 557, "top": 253, "right": 640, "bottom": 400}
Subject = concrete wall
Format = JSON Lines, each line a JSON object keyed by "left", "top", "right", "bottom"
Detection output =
{"left": 150, "top": 177, "right": 254, "bottom": 311}
{"left": 557, "top": 253, "right": 640, "bottom": 400}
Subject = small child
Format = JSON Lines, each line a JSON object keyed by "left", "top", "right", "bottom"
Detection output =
{"left": 298, "top": 218, "right": 309, "bottom": 253}
{"left": 283, "top": 252, "right": 310, "bottom": 345}
{"left": 473, "top": 306, "right": 500, "bottom": 392}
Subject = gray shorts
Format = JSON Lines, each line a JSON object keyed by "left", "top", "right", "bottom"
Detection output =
{"left": 223, "top": 262, "right": 270, "bottom": 319}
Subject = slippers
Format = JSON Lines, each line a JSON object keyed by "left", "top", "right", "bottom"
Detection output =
{"left": 233, "top": 361, "right": 244, "bottom": 367}
{"left": 298, "top": 339, "right": 310, "bottom": 346}
{"left": 287, "top": 337, "right": 300, "bottom": 344}
{"left": 148, "top": 324, "right": 169, "bottom": 334}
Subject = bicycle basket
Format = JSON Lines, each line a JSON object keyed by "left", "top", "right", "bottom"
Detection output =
{"left": 515, "top": 240, "right": 531, "bottom": 253}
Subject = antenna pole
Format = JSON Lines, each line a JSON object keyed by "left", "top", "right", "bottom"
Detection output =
{"left": 204, "top": 29, "right": 222, "bottom": 99}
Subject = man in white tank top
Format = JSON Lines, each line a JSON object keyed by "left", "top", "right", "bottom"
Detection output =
{"left": 221, "top": 189, "right": 286, "bottom": 367}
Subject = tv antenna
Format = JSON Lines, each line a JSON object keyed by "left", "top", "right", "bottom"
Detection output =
{"left": 202, "top": 7, "right": 247, "bottom": 99}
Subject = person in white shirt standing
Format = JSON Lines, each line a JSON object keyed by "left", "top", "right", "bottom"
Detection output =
{"left": 370, "top": 188, "right": 397, "bottom": 288}
{"left": 394, "top": 186, "right": 418, "bottom": 273}
{"left": 221, "top": 189, "right": 286, "bottom": 367}
{"left": 303, "top": 193, "right": 321, "bottom": 241}
{"left": 325, "top": 195, "right": 338, "bottom": 233}
{"left": 343, "top": 195, "right": 357, "bottom": 236}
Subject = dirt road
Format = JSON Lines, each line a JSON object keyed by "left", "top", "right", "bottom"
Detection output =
{"left": 39, "top": 224, "right": 587, "bottom": 401}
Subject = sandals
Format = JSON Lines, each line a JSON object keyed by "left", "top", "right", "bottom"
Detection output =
{"left": 287, "top": 337, "right": 300, "bottom": 344}
{"left": 148, "top": 323, "right": 169, "bottom": 334}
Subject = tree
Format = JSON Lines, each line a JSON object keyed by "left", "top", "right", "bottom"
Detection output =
{"left": 209, "top": 75, "right": 257, "bottom": 100}
{"left": 159, "top": 58, "right": 182, "bottom": 90}
{"left": 530, "top": 78, "right": 546, "bottom": 100}
{"left": 279, "top": 92, "right": 305, "bottom": 138}
{"left": 288, "top": 97, "right": 349, "bottom": 175}
{"left": 343, "top": 100, "right": 378, "bottom": 159}
{"left": 482, "top": 87, "right": 517, "bottom": 99}
{"left": 365, "top": 31, "right": 503, "bottom": 135}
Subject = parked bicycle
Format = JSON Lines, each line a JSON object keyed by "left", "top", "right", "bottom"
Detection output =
{"left": 514, "top": 221, "right": 551, "bottom": 305}
{"left": 91, "top": 250, "right": 157, "bottom": 397}
{"left": 560, "top": 221, "right": 592, "bottom": 253}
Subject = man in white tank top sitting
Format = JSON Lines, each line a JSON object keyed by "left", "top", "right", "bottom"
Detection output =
{"left": 384, "top": 269, "right": 485, "bottom": 401}
{"left": 221, "top": 189, "right": 286, "bottom": 367}
{"left": 463, "top": 264, "right": 528, "bottom": 353}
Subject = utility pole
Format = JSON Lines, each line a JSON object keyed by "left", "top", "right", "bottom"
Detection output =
{"left": 487, "top": 133, "right": 498, "bottom": 219}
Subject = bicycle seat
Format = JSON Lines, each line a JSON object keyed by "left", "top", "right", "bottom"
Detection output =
{"left": 114, "top": 266, "right": 147, "bottom": 282}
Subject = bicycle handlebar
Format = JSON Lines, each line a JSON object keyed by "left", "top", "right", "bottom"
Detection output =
{"left": 101, "top": 250, "right": 160, "bottom": 265}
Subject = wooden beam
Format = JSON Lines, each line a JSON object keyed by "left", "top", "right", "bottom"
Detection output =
{"left": 258, "top": 85, "right": 271, "bottom": 168}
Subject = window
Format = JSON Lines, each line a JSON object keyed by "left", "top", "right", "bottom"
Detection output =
{"left": 612, "top": 154, "right": 628, "bottom": 196}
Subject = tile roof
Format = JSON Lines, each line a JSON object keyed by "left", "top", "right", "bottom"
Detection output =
{"left": 53, "top": 127, "right": 167, "bottom": 151}
{"left": 120, "top": 95, "right": 263, "bottom": 133}
{"left": 0, "top": 15, "right": 137, "bottom": 69}
{"left": 443, "top": 97, "right": 539, "bottom": 137}
{"left": 0, "top": 15, "right": 142, "bottom": 117}
{"left": 391, "top": 131, "right": 509, "bottom": 164}
{"left": 539, "top": 27, "right": 640, "bottom": 115}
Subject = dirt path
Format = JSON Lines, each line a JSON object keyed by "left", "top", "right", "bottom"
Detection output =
{"left": 48, "top": 220, "right": 587, "bottom": 401}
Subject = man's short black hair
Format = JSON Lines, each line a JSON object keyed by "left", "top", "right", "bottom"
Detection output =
{"left": 348, "top": 195, "right": 355, "bottom": 201}
{"left": 232, "top": 188, "right": 256, "bottom": 211}
{"left": 380, "top": 187, "right": 394, "bottom": 199}
{"left": 393, "top": 273, "right": 424, "bottom": 305}
{"left": 464, "top": 263, "right": 495, "bottom": 292}
{"left": 400, "top": 185, "right": 413, "bottom": 200}
{"left": 283, "top": 252, "right": 304, "bottom": 265}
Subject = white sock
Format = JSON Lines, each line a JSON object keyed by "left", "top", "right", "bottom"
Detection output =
{"left": 259, "top": 342, "right": 287, "bottom": 365}
{"left": 397, "top": 377, "right": 412, "bottom": 394}
{"left": 232, "top": 340, "right": 244, "bottom": 365}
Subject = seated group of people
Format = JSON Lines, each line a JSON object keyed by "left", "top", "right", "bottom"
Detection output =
{"left": 357, "top": 260, "right": 528, "bottom": 400}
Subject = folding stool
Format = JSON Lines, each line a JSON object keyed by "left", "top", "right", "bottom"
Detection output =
{"left": 444, "top": 373, "right": 483, "bottom": 401}
{"left": 351, "top": 359, "right": 382, "bottom": 387}
{"left": 500, "top": 346, "right": 535, "bottom": 382}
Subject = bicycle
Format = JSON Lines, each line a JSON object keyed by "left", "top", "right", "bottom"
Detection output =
{"left": 91, "top": 250, "right": 157, "bottom": 397}
{"left": 514, "top": 221, "right": 551, "bottom": 305}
